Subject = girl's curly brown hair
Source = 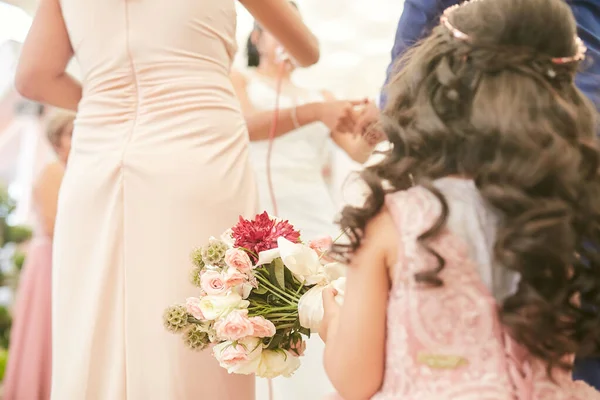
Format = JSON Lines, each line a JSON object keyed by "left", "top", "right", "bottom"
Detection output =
{"left": 336, "top": 0, "right": 600, "bottom": 371}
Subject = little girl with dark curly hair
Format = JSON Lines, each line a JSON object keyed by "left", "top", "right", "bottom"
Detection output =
{"left": 319, "top": 0, "right": 600, "bottom": 398}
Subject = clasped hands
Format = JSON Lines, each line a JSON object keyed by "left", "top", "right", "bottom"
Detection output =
{"left": 320, "top": 98, "right": 385, "bottom": 146}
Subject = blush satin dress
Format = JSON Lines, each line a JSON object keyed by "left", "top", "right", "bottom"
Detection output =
{"left": 52, "top": 0, "right": 257, "bottom": 398}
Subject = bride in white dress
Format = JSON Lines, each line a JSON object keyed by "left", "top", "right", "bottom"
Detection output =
{"left": 231, "top": 5, "right": 376, "bottom": 399}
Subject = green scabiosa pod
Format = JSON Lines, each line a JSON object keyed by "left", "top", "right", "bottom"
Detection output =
{"left": 163, "top": 304, "right": 189, "bottom": 333}
{"left": 190, "top": 247, "right": 204, "bottom": 268}
{"left": 188, "top": 266, "right": 202, "bottom": 287}
{"left": 201, "top": 238, "right": 228, "bottom": 266}
{"left": 185, "top": 325, "right": 210, "bottom": 350}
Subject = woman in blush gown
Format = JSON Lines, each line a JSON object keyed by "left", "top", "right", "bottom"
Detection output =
{"left": 14, "top": 0, "right": 319, "bottom": 398}
{"left": 3, "top": 110, "right": 73, "bottom": 400}
{"left": 230, "top": 8, "right": 378, "bottom": 400}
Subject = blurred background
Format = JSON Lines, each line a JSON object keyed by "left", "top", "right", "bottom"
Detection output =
{"left": 234, "top": 0, "right": 402, "bottom": 98}
{"left": 0, "top": 0, "right": 401, "bottom": 386}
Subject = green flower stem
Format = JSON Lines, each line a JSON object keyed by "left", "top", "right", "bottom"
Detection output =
{"left": 249, "top": 311, "right": 295, "bottom": 318}
{"left": 318, "top": 228, "right": 348, "bottom": 260}
{"left": 254, "top": 271, "right": 295, "bottom": 299}
{"left": 271, "top": 321, "right": 297, "bottom": 327}
{"left": 248, "top": 310, "right": 298, "bottom": 318}
{"left": 255, "top": 274, "right": 299, "bottom": 304}
{"left": 270, "top": 316, "right": 297, "bottom": 321}
{"left": 252, "top": 283, "right": 294, "bottom": 306}
{"left": 270, "top": 320, "right": 298, "bottom": 325}
{"left": 249, "top": 306, "right": 297, "bottom": 313}
{"left": 261, "top": 314, "right": 297, "bottom": 320}
{"left": 258, "top": 310, "right": 297, "bottom": 315}
{"left": 275, "top": 323, "right": 295, "bottom": 330}
{"left": 294, "top": 283, "right": 305, "bottom": 297}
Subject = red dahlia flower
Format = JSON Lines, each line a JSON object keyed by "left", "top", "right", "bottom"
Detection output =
{"left": 231, "top": 212, "right": 301, "bottom": 261}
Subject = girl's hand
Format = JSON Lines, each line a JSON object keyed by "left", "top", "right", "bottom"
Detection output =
{"left": 319, "top": 286, "right": 341, "bottom": 342}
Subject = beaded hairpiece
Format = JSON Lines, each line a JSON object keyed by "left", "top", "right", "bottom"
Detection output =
{"left": 440, "top": 1, "right": 587, "bottom": 66}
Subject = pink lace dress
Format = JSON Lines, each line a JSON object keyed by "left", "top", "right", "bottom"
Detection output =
{"left": 371, "top": 178, "right": 599, "bottom": 400}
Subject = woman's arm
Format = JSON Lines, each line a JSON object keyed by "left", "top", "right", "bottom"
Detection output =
{"left": 321, "top": 208, "right": 398, "bottom": 400}
{"left": 231, "top": 70, "right": 360, "bottom": 141}
{"left": 231, "top": 69, "right": 322, "bottom": 141}
{"left": 32, "top": 162, "right": 65, "bottom": 237}
{"left": 239, "top": 0, "right": 319, "bottom": 67}
{"left": 15, "top": 0, "right": 81, "bottom": 111}
{"left": 323, "top": 91, "right": 375, "bottom": 164}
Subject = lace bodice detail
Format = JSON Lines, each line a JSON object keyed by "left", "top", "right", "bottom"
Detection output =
{"left": 374, "top": 178, "right": 599, "bottom": 399}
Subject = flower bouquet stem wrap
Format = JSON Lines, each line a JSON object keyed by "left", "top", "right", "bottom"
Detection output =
{"left": 298, "top": 275, "right": 346, "bottom": 332}
{"left": 163, "top": 212, "right": 345, "bottom": 378}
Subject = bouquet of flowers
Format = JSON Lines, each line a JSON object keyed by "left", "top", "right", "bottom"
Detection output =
{"left": 163, "top": 212, "right": 345, "bottom": 378}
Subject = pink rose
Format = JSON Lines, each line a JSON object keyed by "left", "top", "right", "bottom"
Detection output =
{"left": 250, "top": 316, "right": 277, "bottom": 338}
{"left": 185, "top": 297, "right": 204, "bottom": 320}
{"left": 224, "top": 267, "right": 248, "bottom": 288}
{"left": 213, "top": 338, "right": 263, "bottom": 374}
{"left": 218, "top": 343, "right": 250, "bottom": 366}
{"left": 225, "top": 248, "right": 253, "bottom": 273}
{"left": 289, "top": 338, "right": 306, "bottom": 357}
{"left": 201, "top": 270, "right": 226, "bottom": 295}
{"left": 308, "top": 236, "right": 333, "bottom": 254}
{"left": 215, "top": 309, "right": 254, "bottom": 341}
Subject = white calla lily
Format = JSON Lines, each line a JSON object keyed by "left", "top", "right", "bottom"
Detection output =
{"left": 256, "top": 248, "right": 280, "bottom": 266}
{"left": 277, "top": 237, "right": 324, "bottom": 285}
{"left": 323, "top": 262, "right": 345, "bottom": 281}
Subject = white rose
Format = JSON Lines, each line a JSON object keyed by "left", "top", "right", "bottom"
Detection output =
{"left": 277, "top": 237, "right": 326, "bottom": 285}
{"left": 213, "top": 337, "right": 263, "bottom": 375}
{"left": 199, "top": 292, "right": 247, "bottom": 321}
{"left": 256, "top": 349, "right": 301, "bottom": 378}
